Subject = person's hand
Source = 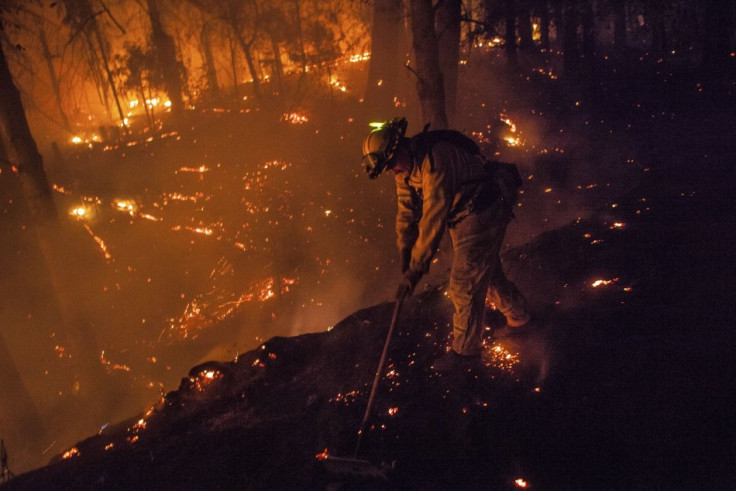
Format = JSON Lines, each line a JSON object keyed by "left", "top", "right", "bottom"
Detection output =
{"left": 399, "top": 269, "right": 422, "bottom": 298}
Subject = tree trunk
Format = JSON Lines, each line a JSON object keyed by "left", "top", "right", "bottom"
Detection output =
{"left": 0, "top": 37, "right": 108, "bottom": 406}
{"left": 269, "top": 34, "right": 284, "bottom": 96}
{"left": 702, "top": 0, "right": 732, "bottom": 73}
{"left": 581, "top": 0, "right": 596, "bottom": 69}
{"left": 0, "top": 332, "right": 46, "bottom": 456}
{"left": 200, "top": 22, "right": 221, "bottom": 101}
{"left": 539, "top": 0, "right": 550, "bottom": 50}
{"left": 291, "top": 0, "right": 308, "bottom": 74}
{"left": 146, "top": 0, "right": 185, "bottom": 115}
{"left": 38, "top": 27, "right": 71, "bottom": 132}
{"left": 232, "top": 25, "right": 262, "bottom": 100}
{"left": 613, "top": 0, "right": 627, "bottom": 53}
{"left": 562, "top": 2, "right": 579, "bottom": 76}
{"left": 436, "top": 0, "right": 461, "bottom": 126}
{"left": 229, "top": 35, "right": 240, "bottom": 101}
{"left": 364, "top": 0, "right": 403, "bottom": 114}
{"left": 409, "top": 0, "right": 447, "bottom": 130}
{"left": 91, "top": 18, "right": 126, "bottom": 126}
{"left": 518, "top": 6, "right": 535, "bottom": 51}
{"left": 504, "top": 0, "right": 518, "bottom": 66}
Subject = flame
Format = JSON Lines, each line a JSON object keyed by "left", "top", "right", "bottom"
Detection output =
{"left": 281, "top": 112, "right": 308, "bottom": 124}
{"left": 591, "top": 278, "right": 619, "bottom": 288}
{"left": 62, "top": 447, "right": 80, "bottom": 459}
{"left": 315, "top": 448, "right": 329, "bottom": 460}
{"left": 514, "top": 478, "right": 529, "bottom": 488}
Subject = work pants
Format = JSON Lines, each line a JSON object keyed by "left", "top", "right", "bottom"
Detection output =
{"left": 449, "top": 201, "right": 529, "bottom": 356}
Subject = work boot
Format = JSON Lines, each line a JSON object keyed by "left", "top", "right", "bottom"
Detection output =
{"left": 431, "top": 350, "right": 482, "bottom": 372}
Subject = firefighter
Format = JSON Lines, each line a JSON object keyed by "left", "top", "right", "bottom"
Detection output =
{"left": 362, "top": 118, "right": 531, "bottom": 370}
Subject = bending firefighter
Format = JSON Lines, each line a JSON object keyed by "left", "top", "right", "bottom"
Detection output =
{"left": 362, "top": 118, "right": 531, "bottom": 369}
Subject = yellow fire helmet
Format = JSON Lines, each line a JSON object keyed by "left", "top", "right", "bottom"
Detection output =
{"left": 361, "top": 117, "right": 407, "bottom": 179}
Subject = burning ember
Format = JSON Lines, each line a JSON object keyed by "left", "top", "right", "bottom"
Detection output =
{"left": 514, "top": 477, "right": 529, "bottom": 488}
{"left": 61, "top": 447, "right": 80, "bottom": 460}
{"left": 281, "top": 112, "right": 309, "bottom": 124}
{"left": 591, "top": 278, "right": 619, "bottom": 288}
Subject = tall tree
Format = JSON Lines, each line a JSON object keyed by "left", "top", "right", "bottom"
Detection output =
{"left": 562, "top": 1, "right": 580, "bottom": 76}
{"left": 409, "top": 0, "right": 447, "bottom": 129}
{"left": 539, "top": 0, "right": 550, "bottom": 50}
{"left": 702, "top": 0, "right": 733, "bottom": 73}
{"left": 504, "top": 0, "right": 518, "bottom": 66}
{"left": 38, "top": 26, "right": 71, "bottom": 132}
{"left": 199, "top": 20, "right": 221, "bottom": 102}
{"left": 364, "top": 0, "right": 403, "bottom": 114}
{"left": 517, "top": 3, "right": 535, "bottom": 52}
{"left": 0, "top": 22, "right": 109, "bottom": 412}
{"left": 61, "top": 0, "right": 127, "bottom": 125}
{"left": 145, "top": 0, "right": 185, "bottom": 115}
{"left": 436, "top": 0, "right": 461, "bottom": 126}
{"left": 613, "top": 0, "right": 627, "bottom": 54}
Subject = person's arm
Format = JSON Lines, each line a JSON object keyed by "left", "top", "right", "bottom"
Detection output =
{"left": 395, "top": 175, "right": 420, "bottom": 272}
{"left": 408, "top": 145, "right": 455, "bottom": 276}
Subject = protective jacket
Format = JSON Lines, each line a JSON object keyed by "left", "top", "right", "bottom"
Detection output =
{"left": 395, "top": 136, "right": 498, "bottom": 277}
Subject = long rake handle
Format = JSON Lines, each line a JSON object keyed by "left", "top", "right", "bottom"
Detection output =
{"left": 353, "top": 291, "right": 407, "bottom": 459}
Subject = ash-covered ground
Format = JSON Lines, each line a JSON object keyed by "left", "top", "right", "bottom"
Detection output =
{"left": 1, "top": 51, "right": 735, "bottom": 488}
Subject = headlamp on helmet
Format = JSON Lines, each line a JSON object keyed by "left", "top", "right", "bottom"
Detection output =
{"left": 361, "top": 117, "right": 407, "bottom": 179}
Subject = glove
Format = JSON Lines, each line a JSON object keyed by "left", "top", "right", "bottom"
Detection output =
{"left": 398, "top": 269, "right": 422, "bottom": 298}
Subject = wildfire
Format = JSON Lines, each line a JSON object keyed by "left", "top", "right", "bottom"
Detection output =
{"left": 347, "top": 52, "right": 370, "bottom": 63}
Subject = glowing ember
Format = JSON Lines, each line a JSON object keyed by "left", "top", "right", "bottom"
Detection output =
{"left": 82, "top": 224, "right": 113, "bottom": 261}
{"left": 514, "top": 477, "right": 529, "bottom": 488}
{"left": 591, "top": 278, "right": 619, "bottom": 288}
{"left": 114, "top": 199, "right": 137, "bottom": 215}
{"left": 62, "top": 447, "right": 80, "bottom": 459}
{"left": 70, "top": 206, "right": 87, "bottom": 218}
{"left": 315, "top": 448, "right": 329, "bottom": 460}
{"left": 483, "top": 343, "right": 521, "bottom": 372}
{"left": 178, "top": 165, "right": 210, "bottom": 173}
{"left": 388, "top": 407, "right": 399, "bottom": 416}
{"left": 281, "top": 112, "right": 309, "bottom": 124}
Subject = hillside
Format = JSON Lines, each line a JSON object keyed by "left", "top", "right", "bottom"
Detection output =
{"left": 4, "top": 151, "right": 735, "bottom": 489}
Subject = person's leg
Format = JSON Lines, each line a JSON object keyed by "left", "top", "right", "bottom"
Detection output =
{"left": 448, "top": 206, "right": 504, "bottom": 355}
{"left": 486, "top": 256, "right": 531, "bottom": 327}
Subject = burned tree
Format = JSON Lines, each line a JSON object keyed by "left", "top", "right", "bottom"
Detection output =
{"left": 61, "top": 0, "right": 127, "bottom": 125}
{"left": 364, "top": 0, "right": 404, "bottom": 114}
{"left": 0, "top": 21, "right": 110, "bottom": 414}
{"left": 409, "top": 0, "right": 447, "bottom": 129}
{"left": 144, "top": 0, "right": 185, "bottom": 115}
{"left": 436, "top": 0, "right": 461, "bottom": 126}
